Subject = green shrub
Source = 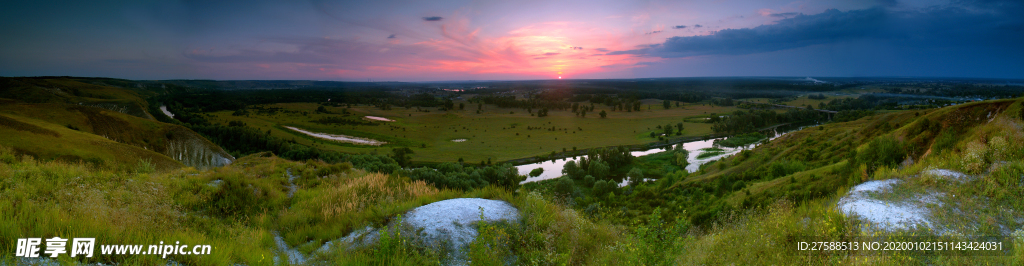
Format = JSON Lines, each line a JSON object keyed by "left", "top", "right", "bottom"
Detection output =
{"left": 674, "top": 146, "right": 689, "bottom": 168}
{"left": 207, "top": 173, "right": 286, "bottom": 216}
{"left": 529, "top": 167, "right": 544, "bottom": 177}
{"left": 627, "top": 168, "right": 644, "bottom": 186}
{"left": 933, "top": 130, "right": 957, "bottom": 154}
{"left": 0, "top": 145, "right": 15, "bottom": 164}
{"left": 986, "top": 162, "right": 1024, "bottom": 202}
{"left": 583, "top": 175, "right": 595, "bottom": 187}
{"left": 610, "top": 208, "right": 690, "bottom": 265}
{"left": 592, "top": 180, "right": 615, "bottom": 197}
{"left": 769, "top": 160, "right": 806, "bottom": 178}
{"left": 856, "top": 135, "right": 906, "bottom": 174}
{"left": 961, "top": 141, "right": 988, "bottom": 174}
{"left": 211, "top": 177, "right": 260, "bottom": 216}
{"left": 468, "top": 213, "right": 514, "bottom": 266}
{"left": 732, "top": 181, "right": 746, "bottom": 191}
{"left": 554, "top": 177, "right": 575, "bottom": 196}
{"left": 134, "top": 158, "right": 156, "bottom": 174}
{"left": 989, "top": 136, "right": 1008, "bottom": 161}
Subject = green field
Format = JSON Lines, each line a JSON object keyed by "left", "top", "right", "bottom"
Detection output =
{"left": 203, "top": 101, "right": 740, "bottom": 163}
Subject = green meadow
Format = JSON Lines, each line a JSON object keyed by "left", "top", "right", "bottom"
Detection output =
{"left": 203, "top": 101, "right": 740, "bottom": 163}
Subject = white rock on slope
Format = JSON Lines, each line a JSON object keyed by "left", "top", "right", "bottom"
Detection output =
{"left": 838, "top": 179, "right": 933, "bottom": 231}
{"left": 402, "top": 198, "right": 519, "bottom": 250}
{"left": 319, "top": 198, "right": 519, "bottom": 265}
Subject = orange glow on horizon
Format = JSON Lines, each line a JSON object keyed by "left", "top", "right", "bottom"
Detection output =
{"left": 326, "top": 20, "right": 660, "bottom": 79}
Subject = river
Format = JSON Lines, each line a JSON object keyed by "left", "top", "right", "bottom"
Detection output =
{"left": 516, "top": 123, "right": 815, "bottom": 184}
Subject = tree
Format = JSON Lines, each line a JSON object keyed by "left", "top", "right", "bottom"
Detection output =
{"left": 599, "top": 110, "right": 607, "bottom": 118}
{"left": 676, "top": 122, "right": 684, "bottom": 132}
{"left": 459, "top": 103, "right": 465, "bottom": 110}
{"left": 663, "top": 100, "right": 671, "bottom": 109}
{"left": 592, "top": 180, "right": 614, "bottom": 197}
{"left": 554, "top": 177, "right": 575, "bottom": 196}
{"left": 562, "top": 161, "right": 582, "bottom": 179}
{"left": 537, "top": 108, "right": 549, "bottom": 117}
{"left": 673, "top": 144, "right": 689, "bottom": 168}
{"left": 583, "top": 175, "right": 595, "bottom": 187}
{"left": 627, "top": 168, "right": 644, "bottom": 186}
{"left": 588, "top": 159, "right": 610, "bottom": 179}
{"left": 481, "top": 163, "right": 525, "bottom": 191}
{"left": 664, "top": 123, "right": 674, "bottom": 136}
{"left": 390, "top": 147, "right": 414, "bottom": 167}
{"left": 529, "top": 167, "right": 544, "bottom": 177}
{"left": 444, "top": 99, "right": 455, "bottom": 110}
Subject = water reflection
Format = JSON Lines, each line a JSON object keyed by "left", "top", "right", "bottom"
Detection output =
{"left": 516, "top": 123, "right": 814, "bottom": 184}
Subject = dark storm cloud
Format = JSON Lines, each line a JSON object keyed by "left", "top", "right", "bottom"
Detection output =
{"left": 673, "top": 25, "right": 687, "bottom": 29}
{"left": 645, "top": 30, "right": 663, "bottom": 35}
{"left": 593, "top": 48, "right": 609, "bottom": 52}
{"left": 609, "top": 1, "right": 1024, "bottom": 58}
{"left": 543, "top": 52, "right": 560, "bottom": 56}
{"left": 387, "top": 34, "right": 397, "bottom": 39}
{"left": 422, "top": 16, "right": 443, "bottom": 21}
{"left": 654, "top": 8, "right": 886, "bottom": 56}
{"left": 693, "top": 24, "right": 702, "bottom": 28}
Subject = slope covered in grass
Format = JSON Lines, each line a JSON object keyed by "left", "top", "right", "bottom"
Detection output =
{"left": 2, "top": 94, "right": 1022, "bottom": 265}
{"left": 0, "top": 113, "right": 182, "bottom": 171}
{"left": 0, "top": 146, "right": 640, "bottom": 265}
{"left": 0, "top": 78, "right": 234, "bottom": 168}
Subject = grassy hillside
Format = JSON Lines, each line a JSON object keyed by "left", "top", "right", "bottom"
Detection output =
{"left": 0, "top": 113, "right": 181, "bottom": 171}
{"left": 0, "top": 77, "right": 155, "bottom": 119}
{"left": 532, "top": 99, "right": 1023, "bottom": 223}
{"left": 0, "top": 147, "right": 635, "bottom": 265}
{"left": 2, "top": 97, "right": 1023, "bottom": 265}
{"left": 0, "top": 78, "right": 233, "bottom": 168}
{"left": 2, "top": 76, "right": 1022, "bottom": 265}
{"left": 521, "top": 98, "right": 1024, "bottom": 264}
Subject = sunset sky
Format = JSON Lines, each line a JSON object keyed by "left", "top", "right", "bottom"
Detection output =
{"left": 2, "top": 0, "right": 1022, "bottom": 81}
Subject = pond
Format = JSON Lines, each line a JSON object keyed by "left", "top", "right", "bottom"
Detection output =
{"left": 516, "top": 123, "right": 815, "bottom": 184}
{"left": 364, "top": 116, "right": 394, "bottom": 122}
{"left": 283, "top": 126, "right": 387, "bottom": 146}
{"left": 160, "top": 105, "right": 175, "bottom": 118}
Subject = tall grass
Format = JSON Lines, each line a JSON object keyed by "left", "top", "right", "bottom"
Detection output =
{"left": 0, "top": 146, "right": 458, "bottom": 265}
{"left": 4, "top": 99, "right": 1024, "bottom": 265}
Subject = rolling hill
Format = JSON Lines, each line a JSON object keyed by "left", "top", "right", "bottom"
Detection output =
{"left": 0, "top": 77, "right": 233, "bottom": 168}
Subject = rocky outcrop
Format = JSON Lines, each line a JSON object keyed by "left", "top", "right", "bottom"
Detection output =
{"left": 316, "top": 198, "right": 520, "bottom": 266}
{"left": 164, "top": 127, "right": 234, "bottom": 168}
